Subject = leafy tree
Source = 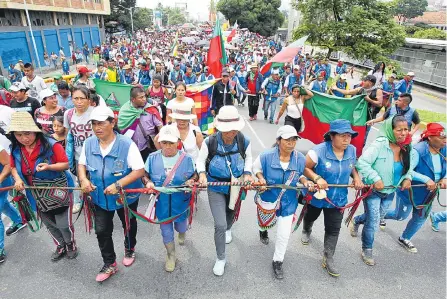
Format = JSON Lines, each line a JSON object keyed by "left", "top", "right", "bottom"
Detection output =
{"left": 155, "top": 3, "right": 186, "bottom": 26}
{"left": 105, "top": 0, "right": 137, "bottom": 32}
{"left": 404, "top": 25, "right": 423, "bottom": 35}
{"left": 414, "top": 22, "right": 430, "bottom": 28}
{"left": 217, "top": 0, "right": 284, "bottom": 37}
{"left": 413, "top": 28, "right": 447, "bottom": 40}
{"left": 292, "top": 0, "right": 406, "bottom": 62}
{"left": 391, "top": 0, "right": 428, "bottom": 23}
{"left": 133, "top": 8, "right": 153, "bottom": 30}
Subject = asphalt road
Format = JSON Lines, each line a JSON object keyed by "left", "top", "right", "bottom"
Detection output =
{"left": 1, "top": 88, "right": 446, "bottom": 299}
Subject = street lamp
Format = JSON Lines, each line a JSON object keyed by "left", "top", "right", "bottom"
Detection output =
{"left": 23, "top": 0, "right": 43, "bottom": 74}
{"left": 118, "top": 5, "right": 136, "bottom": 35}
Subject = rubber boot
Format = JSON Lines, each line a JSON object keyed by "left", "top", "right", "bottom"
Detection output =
{"left": 165, "top": 242, "right": 176, "bottom": 272}
{"left": 178, "top": 233, "right": 186, "bottom": 246}
{"left": 301, "top": 220, "right": 314, "bottom": 245}
{"left": 322, "top": 233, "right": 340, "bottom": 277}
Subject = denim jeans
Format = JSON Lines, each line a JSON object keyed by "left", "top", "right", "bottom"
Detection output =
{"left": 263, "top": 99, "right": 277, "bottom": 121}
{"left": 355, "top": 191, "right": 395, "bottom": 249}
{"left": 160, "top": 219, "right": 188, "bottom": 245}
{"left": 384, "top": 192, "right": 412, "bottom": 221}
{"left": 0, "top": 192, "right": 22, "bottom": 250}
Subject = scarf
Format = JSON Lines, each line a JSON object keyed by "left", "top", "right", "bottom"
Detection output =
{"left": 249, "top": 71, "right": 256, "bottom": 81}
{"left": 117, "top": 101, "right": 145, "bottom": 131}
{"left": 380, "top": 116, "right": 412, "bottom": 150}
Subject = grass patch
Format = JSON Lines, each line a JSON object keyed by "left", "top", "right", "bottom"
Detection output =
{"left": 416, "top": 109, "right": 447, "bottom": 127}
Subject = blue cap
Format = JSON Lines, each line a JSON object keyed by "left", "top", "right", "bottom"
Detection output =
{"left": 323, "top": 119, "right": 358, "bottom": 139}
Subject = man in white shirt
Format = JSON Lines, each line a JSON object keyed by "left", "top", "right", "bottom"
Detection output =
{"left": 21, "top": 63, "right": 47, "bottom": 101}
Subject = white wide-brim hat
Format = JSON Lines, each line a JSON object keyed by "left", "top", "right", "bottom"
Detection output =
{"left": 168, "top": 102, "right": 197, "bottom": 120}
{"left": 214, "top": 106, "right": 245, "bottom": 132}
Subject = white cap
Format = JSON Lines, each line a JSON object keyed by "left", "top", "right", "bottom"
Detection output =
{"left": 39, "top": 89, "right": 55, "bottom": 101}
{"left": 272, "top": 69, "right": 280, "bottom": 75}
{"left": 89, "top": 106, "right": 115, "bottom": 122}
{"left": 276, "top": 125, "right": 299, "bottom": 139}
{"left": 158, "top": 124, "right": 180, "bottom": 143}
{"left": 390, "top": 73, "right": 397, "bottom": 78}
{"left": 9, "top": 82, "right": 27, "bottom": 92}
{"left": 407, "top": 71, "right": 415, "bottom": 77}
{"left": 340, "top": 74, "right": 347, "bottom": 80}
{"left": 229, "top": 67, "right": 235, "bottom": 72}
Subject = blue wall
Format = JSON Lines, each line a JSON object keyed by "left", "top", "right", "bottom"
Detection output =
{"left": 0, "top": 26, "right": 101, "bottom": 68}
{"left": 0, "top": 31, "right": 31, "bottom": 67}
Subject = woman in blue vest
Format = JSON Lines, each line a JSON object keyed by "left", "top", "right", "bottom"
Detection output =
{"left": 143, "top": 124, "right": 196, "bottom": 272}
{"left": 260, "top": 69, "right": 283, "bottom": 124}
{"left": 253, "top": 125, "right": 312, "bottom": 279}
{"left": 329, "top": 74, "right": 349, "bottom": 98}
{"left": 384, "top": 123, "right": 446, "bottom": 253}
{"left": 0, "top": 143, "right": 26, "bottom": 263}
{"left": 78, "top": 106, "right": 145, "bottom": 282}
{"left": 353, "top": 115, "right": 416, "bottom": 266}
{"left": 196, "top": 106, "right": 254, "bottom": 276}
{"left": 9, "top": 112, "right": 77, "bottom": 262}
{"left": 302, "top": 119, "right": 364, "bottom": 277}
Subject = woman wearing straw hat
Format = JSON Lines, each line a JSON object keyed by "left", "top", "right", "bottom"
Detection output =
{"left": 383, "top": 122, "right": 446, "bottom": 253}
{"left": 9, "top": 112, "right": 77, "bottom": 262}
{"left": 196, "top": 106, "right": 254, "bottom": 276}
{"left": 155, "top": 102, "right": 203, "bottom": 162}
{"left": 143, "top": 124, "right": 197, "bottom": 272}
{"left": 302, "top": 119, "right": 364, "bottom": 277}
{"left": 352, "top": 115, "right": 416, "bottom": 266}
{"left": 77, "top": 105, "right": 145, "bottom": 282}
{"left": 252, "top": 125, "right": 312, "bottom": 279}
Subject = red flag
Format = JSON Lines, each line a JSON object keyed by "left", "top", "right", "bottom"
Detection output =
{"left": 227, "top": 20, "right": 238, "bottom": 43}
{"left": 207, "top": 19, "right": 228, "bottom": 78}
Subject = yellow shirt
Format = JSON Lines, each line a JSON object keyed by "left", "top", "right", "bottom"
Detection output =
{"left": 106, "top": 68, "right": 118, "bottom": 83}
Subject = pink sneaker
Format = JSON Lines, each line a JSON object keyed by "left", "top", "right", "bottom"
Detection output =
{"left": 96, "top": 262, "right": 118, "bottom": 282}
{"left": 254, "top": 115, "right": 257, "bottom": 120}
{"left": 122, "top": 249, "right": 135, "bottom": 267}
{"left": 249, "top": 117, "right": 254, "bottom": 121}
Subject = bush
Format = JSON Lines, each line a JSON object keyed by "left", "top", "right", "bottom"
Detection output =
{"left": 413, "top": 28, "right": 447, "bottom": 40}
{"left": 404, "top": 25, "right": 423, "bottom": 35}
{"left": 414, "top": 22, "right": 431, "bottom": 29}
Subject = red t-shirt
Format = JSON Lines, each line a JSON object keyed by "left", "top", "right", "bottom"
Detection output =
{"left": 10, "top": 140, "right": 68, "bottom": 184}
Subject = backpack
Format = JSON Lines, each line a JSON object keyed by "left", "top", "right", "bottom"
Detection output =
{"left": 205, "top": 132, "right": 247, "bottom": 172}
{"left": 0, "top": 88, "right": 12, "bottom": 106}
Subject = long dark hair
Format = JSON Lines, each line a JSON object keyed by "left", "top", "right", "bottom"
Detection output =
{"left": 10, "top": 132, "right": 51, "bottom": 160}
{"left": 373, "top": 61, "right": 385, "bottom": 77}
{"left": 392, "top": 115, "right": 411, "bottom": 175}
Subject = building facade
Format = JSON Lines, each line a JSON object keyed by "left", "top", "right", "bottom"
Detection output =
{"left": 0, "top": 0, "right": 110, "bottom": 70}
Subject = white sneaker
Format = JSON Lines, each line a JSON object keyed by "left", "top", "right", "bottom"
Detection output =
{"left": 213, "top": 259, "right": 226, "bottom": 276}
{"left": 72, "top": 203, "right": 82, "bottom": 214}
{"left": 225, "top": 230, "right": 232, "bottom": 244}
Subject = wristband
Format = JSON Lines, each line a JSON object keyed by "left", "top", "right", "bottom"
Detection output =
{"left": 114, "top": 181, "right": 122, "bottom": 190}
{"left": 313, "top": 175, "right": 322, "bottom": 183}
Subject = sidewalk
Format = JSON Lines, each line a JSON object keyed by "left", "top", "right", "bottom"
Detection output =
{"left": 36, "top": 60, "right": 97, "bottom": 79}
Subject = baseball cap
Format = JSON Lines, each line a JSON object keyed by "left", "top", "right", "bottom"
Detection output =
{"left": 158, "top": 124, "right": 180, "bottom": 143}
{"left": 340, "top": 74, "right": 347, "bottom": 80}
{"left": 89, "top": 106, "right": 115, "bottom": 122}
{"left": 78, "top": 66, "right": 91, "bottom": 74}
{"left": 9, "top": 82, "right": 27, "bottom": 92}
{"left": 53, "top": 74, "right": 62, "bottom": 80}
{"left": 222, "top": 69, "right": 229, "bottom": 76}
{"left": 276, "top": 125, "right": 299, "bottom": 139}
{"left": 390, "top": 73, "right": 397, "bottom": 78}
{"left": 272, "top": 69, "right": 280, "bottom": 75}
{"left": 40, "top": 89, "right": 55, "bottom": 101}
{"left": 407, "top": 72, "right": 415, "bottom": 77}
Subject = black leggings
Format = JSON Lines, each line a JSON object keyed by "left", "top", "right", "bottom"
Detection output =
{"left": 284, "top": 115, "right": 302, "bottom": 133}
{"left": 303, "top": 204, "right": 344, "bottom": 237}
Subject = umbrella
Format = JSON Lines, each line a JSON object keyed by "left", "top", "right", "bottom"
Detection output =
{"left": 181, "top": 37, "right": 196, "bottom": 44}
{"left": 196, "top": 39, "right": 210, "bottom": 47}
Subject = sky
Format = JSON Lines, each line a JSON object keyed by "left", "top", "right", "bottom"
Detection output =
{"left": 136, "top": 0, "right": 289, "bottom": 21}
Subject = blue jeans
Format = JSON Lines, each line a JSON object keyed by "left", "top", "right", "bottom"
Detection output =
{"left": 0, "top": 192, "right": 22, "bottom": 250}
{"left": 354, "top": 191, "right": 395, "bottom": 249}
{"left": 431, "top": 211, "right": 446, "bottom": 224}
{"left": 385, "top": 192, "right": 432, "bottom": 240}
{"left": 160, "top": 219, "right": 188, "bottom": 245}
{"left": 264, "top": 99, "right": 277, "bottom": 121}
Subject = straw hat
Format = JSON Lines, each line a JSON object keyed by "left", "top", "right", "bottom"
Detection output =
{"left": 169, "top": 102, "right": 197, "bottom": 120}
{"left": 7, "top": 112, "right": 41, "bottom": 134}
{"left": 214, "top": 106, "right": 245, "bottom": 132}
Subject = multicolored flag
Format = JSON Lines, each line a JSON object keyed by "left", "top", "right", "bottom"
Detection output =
{"left": 299, "top": 92, "right": 368, "bottom": 157}
{"left": 207, "top": 19, "right": 227, "bottom": 78}
{"left": 186, "top": 79, "right": 220, "bottom": 134}
{"left": 260, "top": 35, "right": 308, "bottom": 76}
{"left": 171, "top": 30, "right": 179, "bottom": 57}
{"left": 227, "top": 20, "right": 238, "bottom": 43}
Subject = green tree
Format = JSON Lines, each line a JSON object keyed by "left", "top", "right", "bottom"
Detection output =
{"left": 292, "top": 0, "right": 406, "bottom": 62}
{"left": 133, "top": 8, "right": 153, "bottom": 30}
{"left": 391, "top": 0, "right": 428, "bottom": 23}
{"left": 413, "top": 28, "right": 447, "bottom": 40}
{"left": 168, "top": 8, "right": 187, "bottom": 25}
{"left": 217, "top": 0, "right": 284, "bottom": 37}
{"left": 105, "top": 0, "right": 137, "bottom": 32}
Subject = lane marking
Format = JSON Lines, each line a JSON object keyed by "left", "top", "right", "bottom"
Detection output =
{"left": 243, "top": 116, "right": 266, "bottom": 149}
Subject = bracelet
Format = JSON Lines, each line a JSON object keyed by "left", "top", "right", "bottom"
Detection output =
{"left": 114, "top": 181, "right": 122, "bottom": 190}
{"left": 313, "top": 175, "right": 322, "bottom": 183}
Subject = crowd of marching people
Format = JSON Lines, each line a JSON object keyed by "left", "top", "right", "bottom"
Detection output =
{"left": 0, "top": 26, "right": 445, "bottom": 283}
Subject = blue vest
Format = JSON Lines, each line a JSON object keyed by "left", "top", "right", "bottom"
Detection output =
{"left": 389, "top": 105, "right": 415, "bottom": 129}
{"left": 382, "top": 81, "right": 395, "bottom": 100}
{"left": 287, "top": 74, "right": 303, "bottom": 92}
{"left": 265, "top": 78, "right": 281, "bottom": 102}
{"left": 397, "top": 141, "right": 446, "bottom": 205}
{"left": 138, "top": 70, "right": 151, "bottom": 85}
{"left": 310, "top": 142, "right": 357, "bottom": 208}
{"left": 237, "top": 71, "right": 248, "bottom": 89}
{"left": 335, "top": 65, "right": 346, "bottom": 75}
{"left": 207, "top": 133, "right": 249, "bottom": 194}
{"left": 84, "top": 133, "right": 143, "bottom": 211}
{"left": 311, "top": 80, "right": 327, "bottom": 93}
{"left": 259, "top": 148, "right": 305, "bottom": 217}
{"left": 94, "top": 71, "right": 107, "bottom": 80}
{"left": 0, "top": 163, "right": 12, "bottom": 197}
{"left": 170, "top": 70, "right": 184, "bottom": 84}
{"left": 122, "top": 73, "right": 134, "bottom": 84}
{"left": 146, "top": 150, "right": 195, "bottom": 222}
{"left": 11, "top": 138, "right": 74, "bottom": 211}
{"left": 332, "top": 80, "right": 347, "bottom": 97}
{"left": 324, "top": 64, "right": 331, "bottom": 80}
{"left": 183, "top": 74, "right": 196, "bottom": 85}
